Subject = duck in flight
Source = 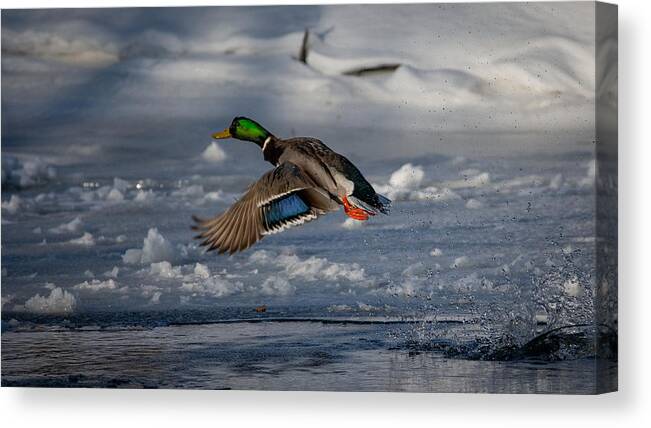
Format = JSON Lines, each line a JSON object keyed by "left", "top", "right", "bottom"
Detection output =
{"left": 193, "top": 117, "right": 391, "bottom": 254}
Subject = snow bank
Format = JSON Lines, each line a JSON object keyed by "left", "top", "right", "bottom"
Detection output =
{"left": 122, "top": 228, "right": 175, "bottom": 265}
{"left": 23, "top": 287, "right": 76, "bottom": 314}
{"left": 201, "top": 142, "right": 227, "bottom": 163}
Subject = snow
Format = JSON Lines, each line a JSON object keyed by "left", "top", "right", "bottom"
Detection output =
{"left": 1, "top": 195, "right": 22, "bottom": 214}
{"left": 112, "top": 177, "right": 130, "bottom": 193}
{"left": 122, "top": 228, "right": 175, "bottom": 265}
{"left": 104, "top": 267, "right": 119, "bottom": 278}
{"left": 22, "top": 287, "right": 76, "bottom": 314}
{"left": 1, "top": 155, "right": 56, "bottom": 189}
{"left": 150, "top": 261, "right": 181, "bottom": 278}
{"left": 172, "top": 184, "right": 205, "bottom": 198}
{"left": 388, "top": 163, "right": 425, "bottom": 190}
{"left": 193, "top": 263, "right": 210, "bottom": 279}
{"left": 180, "top": 276, "right": 242, "bottom": 298}
{"left": 49, "top": 216, "right": 84, "bottom": 234}
{"left": 341, "top": 218, "right": 364, "bottom": 229}
{"left": 549, "top": 174, "right": 564, "bottom": 190}
{"left": 106, "top": 188, "right": 124, "bottom": 202}
{"left": 0, "top": 3, "right": 602, "bottom": 320}
{"left": 73, "top": 279, "right": 119, "bottom": 292}
{"left": 465, "top": 199, "right": 483, "bottom": 209}
{"left": 450, "top": 256, "right": 471, "bottom": 269}
{"left": 201, "top": 142, "right": 227, "bottom": 163}
{"left": 375, "top": 163, "right": 460, "bottom": 202}
{"left": 134, "top": 190, "right": 156, "bottom": 202}
{"left": 260, "top": 275, "right": 295, "bottom": 296}
{"left": 444, "top": 172, "right": 491, "bottom": 189}
{"left": 430, "top": 248, "right": 443, "bottom": 257}
{"left": 327, "top": 304, "right": 352, "bottom": 312}
{"left": 249, "top": 249, "right": 368, "bottom": 284}
{"left": 452, "top": 273, "right": 495, "bottom": 293}
{"left": 67, "top": 232, "right": 95, "bottom": 246}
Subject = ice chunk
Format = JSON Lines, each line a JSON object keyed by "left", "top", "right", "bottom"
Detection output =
{"left": 104, "top": 267, "right": 119, "bottom": 278}
{"left": 68, "top": 232, "right": 95, "bottom": 246}
{"left": 74, "top": 279, "right": 118, "bottom": 292}
{"left": 180, "top": 277, "right": 242, "bottom": 298}
{"left": 49, "top": 216, "right": 83, "bottom": 234}
{"left": 23, "top": 287, "right": 76, "bottom": 314}
{"left": 450, "top": 256, "right": 471, "bottom": 269}
{"left": 327, "top": 304, "right": 352, "bottom": 312}
{"left": 341, "top": 218, "right": 364, "bottom": 229}
{"left": 149, "top": 291, "right": 162, "bottom": 304}
{"left": 1, "top": 195, "right": 22, "bottom": 214}
{"left": 106, "top": 188, "right": 124, "bottom": 202}
{"left": 134, "top": 189, "right": 156, "bottom": 202}
{"left": 549, "top": 173, "right": 564, "bottom": 190}
{"left": 430, "top": 248, "right": 443, "bottom": 257}
{"left": 249, "top": 249, "right": 369, "bottom": 285}
{"left": 465, "top": 198, "right": 482, "bottom": 209}
{"left": 122, "top": 228, "right": 175, "bottom": 265}
{"left": 112, "top": 177, "right": 130, "bottom": 193}
{"left": 150, "top": 261, "right": 181, "bottom": 278}
{"left": 1, "top": 155, "right": 56, "bottom": 189}
{"left": 260, "top": 275, "right": 295, "bottom": 296}
{"left": 172, "top": 184, "right": 204, "bottom": 198}
{"left": 193, "top": 263, "right": 210, "bottom": 279}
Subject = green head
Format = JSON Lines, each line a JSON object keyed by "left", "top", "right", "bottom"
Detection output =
{"left": 212, "top": 117, "right": 272, "bottom": 146}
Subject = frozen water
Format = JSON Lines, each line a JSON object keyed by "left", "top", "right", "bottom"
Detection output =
{"left": 0, "top": 3, "right": 614, "bottom": 392}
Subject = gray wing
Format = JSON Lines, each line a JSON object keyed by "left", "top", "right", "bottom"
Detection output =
{"left": 193, "top": 162, "right": 337, "bottom": 254}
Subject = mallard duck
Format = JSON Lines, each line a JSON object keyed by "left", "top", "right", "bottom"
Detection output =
{"left": 193, "top": 117, "right": 391, "bottom": 254}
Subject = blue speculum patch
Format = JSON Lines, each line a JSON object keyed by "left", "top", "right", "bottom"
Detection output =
{"left": 264, "top": 193, "right": 310, "bottom": 227}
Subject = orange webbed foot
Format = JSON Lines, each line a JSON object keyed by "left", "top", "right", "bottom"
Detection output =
{"left": 343, "top": 196, "right": 371, "bottom": 221}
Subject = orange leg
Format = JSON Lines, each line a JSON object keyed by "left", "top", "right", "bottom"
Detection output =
{"left": 343, "top": 196, "right": 370, "bottom": 221}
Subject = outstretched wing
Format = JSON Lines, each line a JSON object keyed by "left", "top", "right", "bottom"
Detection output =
{"left": 193, "top": 162, "right": 336, "bottom": 254}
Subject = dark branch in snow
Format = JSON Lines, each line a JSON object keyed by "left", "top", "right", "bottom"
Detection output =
{"left": 342, "top": 64, "right": 402, "bottom": 77}
{"left": 298, "top": 28, "right": 309, "bottom": 64}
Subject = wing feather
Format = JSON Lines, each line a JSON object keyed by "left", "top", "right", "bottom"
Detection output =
{"left": 193, "top": 162, "right": 336, "bottom": 254}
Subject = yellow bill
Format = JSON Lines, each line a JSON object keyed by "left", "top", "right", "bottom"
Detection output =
{"left": 211, "top": 128, "right": 231, "bottom": 139}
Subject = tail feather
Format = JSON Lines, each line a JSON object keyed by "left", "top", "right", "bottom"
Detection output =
{"left": 375, "top": 193, "right": 392, "bottom": 214}
{"left": 348, "top": 193, "right": 392, "bottom": 215}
